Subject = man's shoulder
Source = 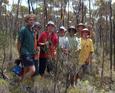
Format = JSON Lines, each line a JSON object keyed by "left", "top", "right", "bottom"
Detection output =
{"left": 52, "top": 32, "right": 58, "bottom": 39}
{"left": 20, "top": 26, "right": 27, "bottom": 32}
{"left": 64, "top": 37, "right": 68, "bottom": 41}
{"left": 87, "top": 38, "right": 93, "bottom": 42}
{"left": 39, "top": 31, "right": 48, "bottom": 40}
{"left": 75, "top": 37, "right": 80, "bottom": 40}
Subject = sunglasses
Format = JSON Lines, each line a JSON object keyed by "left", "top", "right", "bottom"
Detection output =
{"left": 34, "top": 25, "right": 41, "bottom": 29}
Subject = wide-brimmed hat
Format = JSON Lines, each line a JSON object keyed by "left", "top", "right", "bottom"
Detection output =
{"left": 68, "top": 26, "right": 76, "bottom": 33}
{"left": 32, "top": 22, "right": 42, "bottom": 29}
{"left": 77, "top": 23, "right": 85, "bottom": 28}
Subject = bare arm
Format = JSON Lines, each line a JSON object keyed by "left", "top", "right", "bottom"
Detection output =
{"left": 86, "top": 52, "right": 93, "bottom": 64}
{"left": 39, "top": 41, "right": 48, "bottom": 46}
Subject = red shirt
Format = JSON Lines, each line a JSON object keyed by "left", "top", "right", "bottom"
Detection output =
{"left": 38, "top": 31, "right": 58, "bottom": 58}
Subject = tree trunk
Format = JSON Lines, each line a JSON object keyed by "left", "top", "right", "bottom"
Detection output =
{"left": 44, "top": 0, "right": 48, "bottom": 29}
{"left": 100, "top": 24, "right": 104, "bottom": 86}
{"left": 31, "top": 1, "right": 35, "bottom": 14}
{"left": 114, "top": 19, "right": 115, "bottom": 71}
{"left": 28, "top": 0, "right": 31, "bottom": 14}
{"left": 0, "top": 0, "right": 3, "bottom": 16}
{"left": 67, "top": 0, "right": 69, "bottom": 28}
{"left": 109, "top": 0, "right": 113, "bottom": 89}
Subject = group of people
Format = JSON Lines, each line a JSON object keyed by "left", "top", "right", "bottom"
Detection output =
{"left": 17, "top": 14, "right": 94, "bottom": 82}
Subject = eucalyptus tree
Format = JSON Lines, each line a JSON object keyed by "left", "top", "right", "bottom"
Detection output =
{"left": 0, "top": 0, "right": 9, "bottom": 31}
{"left": 112, "top": 2, "right": 115, "bottom": 71}
{"left": 94, "top": 0, "right": 114, "bottom": 88}
{"left": 109, "top": 0, "right": 113, "bottom": 89}
{"left": 94, "top": 0, "right": 111, "bottom": 51}
{"left": 0, "top": 0, "right": 3, "bottom": 15}
{"left": 72, "top": 0, "right": 87, "bottom": 25}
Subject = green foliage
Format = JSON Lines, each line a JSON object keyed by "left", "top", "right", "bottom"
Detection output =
{"left": 0, "top": 78, "right": 10, "bottom": 93}
{"left": 35, "top": 4, "right": 44, "bottom": 13}
{"left": 67, "top": 79, "right": 114, "bottom": 93}
{"left": 3, "top": 0, "right": 9, "bottom": 4}
{"left": 20, "top": 6, "right": 28, "bottom": 14}
{"left": 0, "top": 78, "right": 8, "bottom": 86}
{"left": 32, "top": 76, "right": 54, "bottom": 92}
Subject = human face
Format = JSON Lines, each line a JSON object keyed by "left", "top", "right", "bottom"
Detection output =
{"left": 78, "top": 26, "right": 84, "bottom": 31}
{"left": 59, "top": 29, "right": 65, "bottom": 36}
{"left": 33, "top": 25, "right": 41, "bottom": 32}
{"left": 69, "top": 29, "right": 76, "bottom": 37}
{"left": 82, "top": 31, "right": 89, "bottom": 38}
{"left": 27, "top": 17, "right": 35, "bottom": 27}
{"left": 47, "top": 24, "right": 55, "bottom": 32}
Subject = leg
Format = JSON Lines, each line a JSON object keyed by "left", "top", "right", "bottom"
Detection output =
{"left": 23, "top": 65, "right": 35, "bottom": 80}
{"left": 39, "top": 58, "right": 47, "bottom": 77}
{"left": 21, "top": 55, "right": 35, "bottom": 80}
{"left": 34, "top": 60, "right": 39, "bottom": 76}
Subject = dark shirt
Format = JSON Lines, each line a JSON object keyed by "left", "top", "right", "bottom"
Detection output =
{"left": 18, "top": 26, "right": 35, "bottom": 55}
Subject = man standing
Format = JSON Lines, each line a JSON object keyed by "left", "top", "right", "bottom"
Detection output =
{"left": 79, "top": 28, "right": 94, "bottom": 76}
{"left": 38, "top": 21, "right": 58, "bottom": 78}
{"left": 67, "top": 26, "right": 81, "bottom": 86}
{"left": 32, "top": 22, "right": 42, "bottom": 76}
{"left": 77, "top": 23, "right": 85, "bottom": 38}
{"left": 17, "top": 14, "right": 36, "bottom": 80}
{"left": 58, "top": 26, "right": 69, "bottom": 64}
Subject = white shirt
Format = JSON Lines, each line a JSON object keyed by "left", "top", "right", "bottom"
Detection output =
{"left": 59, "top": 36, "right": 69, "bottom": 49}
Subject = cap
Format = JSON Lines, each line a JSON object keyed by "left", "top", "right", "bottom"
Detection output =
{"left": 59, "top": 26, "right": 66, "bottom": 31}
{"left": 77, "top": 23, "right": 85, "bottom": 27}
{"left": 82, "top": 28, "right": 89, "bottom": 31}
{"left": 47, "top": 21, "right": 55, "bottom": 27}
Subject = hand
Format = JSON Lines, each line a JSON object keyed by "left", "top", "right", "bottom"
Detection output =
{"left": 62, "top": 49, "right": 68, "bottom": 55}
{"left": 45, "top": 41, "right": 49, "bottom": 45}
{"left": 36, "top": 47, "right": 40, "bottom": 52}
{"left": 39, "top": 41, "right": 49, "bottom": 46}
{"left": 75, "top": 49, "right": 81, "bottom": 55}
{"left": 85, "top": 56, "right": 91, "bottom": 64}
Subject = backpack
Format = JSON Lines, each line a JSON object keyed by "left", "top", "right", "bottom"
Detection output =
{"left": 11, "top": 59, "right": 23, "bottom": 76}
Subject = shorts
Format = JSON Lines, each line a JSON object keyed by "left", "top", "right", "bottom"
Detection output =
{"left": 21, "top": 55, "right": 35, "bottom": 67}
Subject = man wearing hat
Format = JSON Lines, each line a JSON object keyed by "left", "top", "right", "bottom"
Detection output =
{"left": 79, "top": 28, "right": 94, "bottom": 77}
{"left": 87, "top": 24, "right": 95, "bottom": 43}
{"left": 77, "top": 23, "right": 85, "bottom": 37}
{"left": 32, "top": 22, "right": 42, "bottom": 76}
{"left": 67, "top": 26, "right": 81, "bottom": 86}
{"left": 38, "top": 21, "right": 58, "bottom": 78}
{"left": 58, "top": 26, "right": 69, "bottom": 63}
{"left": 67, "top": 26, "right": 81, "bottom": 53}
